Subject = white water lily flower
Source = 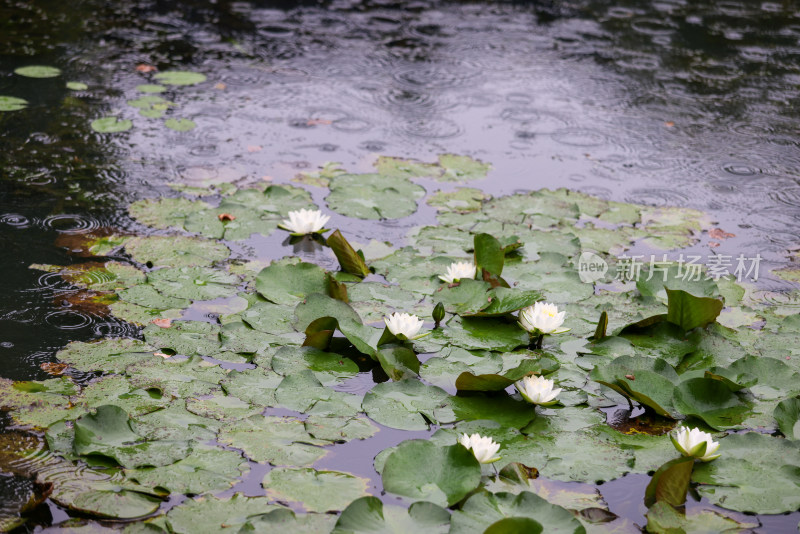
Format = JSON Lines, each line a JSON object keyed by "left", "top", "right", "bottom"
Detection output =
{"left": 458, "top": 433, "right": 502, "bottom": 464}
{"left": 515, "top": 375, "right": 562, "bottom": 406}
{"left": 384, "top": 312, "right": 424, "bottom": 340}
{"left": 671, "top": 427, "right": 721, "bottom": 462}
{"left": 439, "top": 261, "right": 477, "bottom": 284}
{"left": 279, "top": 208, "right": 330, "bottom": 235}
{"left": 518, "top": 302, "right": 569, "bottom": 335}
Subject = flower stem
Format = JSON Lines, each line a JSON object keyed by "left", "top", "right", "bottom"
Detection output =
{"left": 534, "top": 334, "right": 544, "bottom": 350}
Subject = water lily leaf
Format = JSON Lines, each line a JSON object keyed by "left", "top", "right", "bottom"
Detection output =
{"left": 131, "top": 404, "right": 221, "bottom": 442}
{"left": 691, "top": 432, "right": 800, "bottom": 514}
{"left": 375, "top": 156, "right": 441, "bottom": 179}
{"left": 118, "top": 284, "right": 191, "bottom": 310}
{"left": 15, "top": 65, "right": 61, "bottom": 78}
{"left": 362, "top": 380, "right": 452, "bottom": 430}
{"left": 77, "top": 376, "right": 170, "bottom": 416}
{"left": 774, "top": 398, "right": 800, "bottom": 439}
{"left": 382, "top": 440, "right": 481, "bottom": 507}
{"left": 272, "top": 346, "right": 360, "bottom": 384}
{"left": 726, "top": 355, "right": 800, "bottom": 399}
{"left": 672, "top": 377, "right": 750, "bottom": 430}
{"left": 665, "top": 289, "right": 723, "bottom": 331}
{"left": 143, "top": 320, "right": 221, "bottom": 356}
{"left": 241, "top": 508, "right": 337, "bottom": 533}
{"left": 220, "top": 367, "right": 281, "bottom": 406}
{"left": 327, "top": 230, "right": 370, "bottom": 277}
{"left": 474, "top": 233, "right": 505, "bottom": 277}
{"left": 304, "top": 415, "right": 378, "bottom": 442}
{"left": 128, "top": 197, "right": 211, "bottom": 230}
{"left": 128, "top": 443, "right": 248, "bottom": 495}
{"left": 37, "top": 460, "right": 161, "bottom": 519}
{"left": 449, "top": 395, "right": 537, "bottom": 429}
{"left": 645, "top": 501, "right": 759, "bottom": 534}
{"left": 0, "top": 96, "right": 28, "bottom": 111}
{"left": 471, "top": 287, "right": 543, "bottom": 317}
{"left": 589, "top": 356, "right": 679, "bottom": 417}
{"left": 348, "top": 282, "right": 422, "bottom": 322}
{"left": 218, "top": 415, "right": 329, "bottom": 465}
{"left": 377, "top": 345, "right": 420, "bottom": 381}
{"left": 455, "top": 357, "right": 559, "bottom": 392}
{"left": 428, "top": 188, "right": 487, "bottom": 212}
{"left": 124, "top": 356, "right": 226, "bottom": 398}
{"left": 636, "top": 264, "right": 719, "bottom": 299}
{"left": 256, "top": 261, "right": 328, "bottom": 305}
{"left": 327, "top": 173, "right": 425, "bottom": 219}
{"left": 263, "top": 467, "right": 369, "bottom": 512}
{"left": 91, "top": 117, "right": 133, "bottom": 133}
{"left": 136, "top": 84, "right": 166, "bottom": 93}
{"left": 438, "top": 154, "right": 491, "bottom": 182}
{"left": 450, "top": 491, "right": 585, "bottom": 534}
{"left": 55, "top": 338, "right": 156, "bottom": 374}
{"left": 165, "top": 494, "right": 279, "bottom": 534}
{"left": 147, "top": 266, "right": 239, "bottom": 301}
{"left": 430, "top": 316, "right": 528, "bottom": 353}
{"left": 153, "top": 70, "right": 207, "bottom": 85}
{"left": 332, "top": 496, "right": 450, "bottom": 534}
{"left": 164, "top": 118, "right": 196, "bottom": 131}
{"left": 276, "top": 370, "right": 361, "bottom": 416}
{"left": 125, "top": 236, "right": 230, "bottom": 269}
{"left": 644, "top": 456, "right": 694, "bottom": 507}
{"left": 436, "top": 279, "right": 493, "bottom": 315}
{"left": 295, "top": 294, "right": 379, "bottom": 357}
{"left": 186, "top": 392, "right": 261, "bottom": 422}
{"left": 74, "top": 405, "right": 190, "bottom": 468}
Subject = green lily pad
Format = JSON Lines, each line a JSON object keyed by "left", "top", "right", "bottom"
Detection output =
{"left": 186, "top": 392, "right": 261, "bottom": 422}
{"left": 438, "top": 154, "right": 491, "bottom": 182}
{"left": 125, "top": 236, "right": 229, "bottom": 268}
{"left": 428, "top": 316, "right": 528, "bottom": 353}
{"left": 147, "top": 266, "right": 238, "bottom": 301}
{"left": 691, "top": 432, "right": 800, "bottom": 514}
{"left": 256, "top": 261, "right": 328, "bottom": 305}
{"left": 450, "top": 491, "right": 584, "bottom": 534}
{"left": 136, "top": 84, "right": 166, "bottom": 93}
{"left": 276, "top": 370, "right": 361, "bottom": 416}
{"left": 127, "top": 443, "right": 249, "bottom": 495}
{"left": 241, "top": 508, "right": 337, "bottom": 533}
{"left": 362, "top": 380, "right": 451, "bottom": 431}
{"left": 382, "top": 440, "right": 482, "bottom": 507}
{"left": 164, "top": 118, "right": 196, "bottom": 131}
{"left": 124, "top": 356, "right": 226, "bottom": 398}
{"left": 128, "top": 197, "right": 211, "bottom": 230}
{"left": 263, "top": 467, "right": 369, "bottom": 512}
{"left": 333, "top": 497, "right": 451, "bottom": 534}
{"left": 131, "top": 404, "right": 221, "bottom": 442}
{"left": 672, "top": 377, "right": 750, "bottom": 430}
{"left": 272, "top": 346, "right": 359, "bottom": 384}
{"left": 589, "top": 356, "right": 679, "bottom": 417}
{"left": 327, "top": 174, "right": 426, "bottom": 219}
{"left": 0, "top": 96, "right": 28, "bottom": 111}
{"left": 165, "top": 493, "right": 279, "bottom": 534}
{"left": 14, "top": 65, "right": 61, "bottom": 78}
{"left": 218, "top": 415, "right": 329, "bottom": 465}
{"left": 304, "top": 415, "right": 378, "bottom": 442}
{"left": 91, "top": 117, "right": 133, "bottom": 133}
{"left": 153, "top": 70, "right": 207, "bottom": 86}
{"left": 143, "top": 321, "right": 221, "bottom": 356}
{"left": 428, "top": 188, "right": 487, "bottom": 212}
{"left": 774, "top": 398, "right": 800, "bottom": 439}
{"left": 55, "top": 338, "right": 156, "bottom": 374}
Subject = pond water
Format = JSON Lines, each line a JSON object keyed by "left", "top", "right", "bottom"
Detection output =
{"left": 2, "top": 0, "right": 800, "bottom": 531}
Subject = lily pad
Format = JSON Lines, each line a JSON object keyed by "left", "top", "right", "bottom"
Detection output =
{"left": 14, "top": 65, "right": 61, "bottom": 78}
{"left": 256, "top": 261, "right": 328, "bottom": 305}
{"left": 153, "top": 70, "right": 207, "bottom": 86}
{"left": 165, "top": 494, "right": 279, "bottom": 534}
{"left": 326, "top": 174, "right": 426, "bottom": 219}
{"left": 362, "top": 380, "right": 451, "bottom": 431}
{"left": 91, "top": 117, "right": 133, "bottom": 133}
{"left": 0, "top": 96, "right": 28, "bottom": 111}
{"left": 438, "top": 154, "right": 491, "bottom": 182}
{"left": 263, "top": 467, "right": 369, "bottom": 512}
{"left": 125, "top": 236, "right": 229, "bottom": 268}
{"left": 672, "top": 377, "right": 750, "bottom": 430}
{"left": 164, "top": 118, "right": 196, "bottom": 131}
{"left": 333, "top": 497, "right": 451, "bottom": 534}
{"left": 218, "top": 415, "right": 329, "bottom": 465}
{"left": 382, "top": 440, "right": 482, "bottom": 507}
{"left": 774, "top": 398, "right": 800, "bottom": 439}
{"left": 450, "top": 491, "right": 584, "bottom": 534}
{"left": 241, "top": 508, "right": 337, "bottom": 533}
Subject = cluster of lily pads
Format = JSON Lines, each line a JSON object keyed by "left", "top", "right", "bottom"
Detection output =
{"left": 2, "top": 153, "right": 800, "bottom": 532}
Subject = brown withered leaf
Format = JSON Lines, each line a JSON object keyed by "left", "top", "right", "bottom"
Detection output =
{"left": 151, "top": 318, "right": 172, "bottom": 328}
{"left": 218, "top": 213, "right": 236, "bottom": 222}
{"left": 709, "top": 228, "right": 735, "bottom": 239}
{"left": 40, "top": 363, "right": 68, "bottom": 376}
{"left": 136, "top": 64, "right": 157, "bottom": 73}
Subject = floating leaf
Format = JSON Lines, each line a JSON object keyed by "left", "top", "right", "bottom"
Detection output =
{"left": 91, "top": 117, "right": 133, "bottom": 133}
{"left": 333, "top": 497, "right": 451, "bottom": 534}
{"left": 438, "top": 154, "right": 491, "bottom": 182}
{"left": 218, "top": 415, "right": 329, "bottom": 465}
{"left": 672, "top": 377, "right": 750, "bottom": 430}
{"left": 14, "top": 65, "right": 61, "bottom": 78}
{"left": 382, "top": 440, "right": 482, "bottom": 507}
{"left": 665, "top": 289, "right": 723, "bottom": 331}
{"left": 165, "top": 494, "right": 278, "bottom": 534}
{"left": 164, "top": 118, "right": 196, "bottom": 131}
{"left": 241, "top": 508, "right": 337, "bottom": 533}
{"left": 450, "top": 491, "right": 584, "bottom": 534}
{"left": 0, "top": 96, "right": 28, "bottom": 111}
{"left": 774, "top": 398, "right": 800, "bottom": 439}
{"left": 256, "top": 261, "right": 328, "bottom": 305}
{"left": 327, "top": 174, "right": 426, "bottom": 219}
{"left": 263, "top": 468, "right": 368, "bottom": 512}
{"left": 153, "top": 70, "right": 207, "bottom": 86}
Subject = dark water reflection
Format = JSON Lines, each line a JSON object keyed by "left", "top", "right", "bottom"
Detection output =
{"left": 2, "top": 0, "right": 800, "bottom": 529}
